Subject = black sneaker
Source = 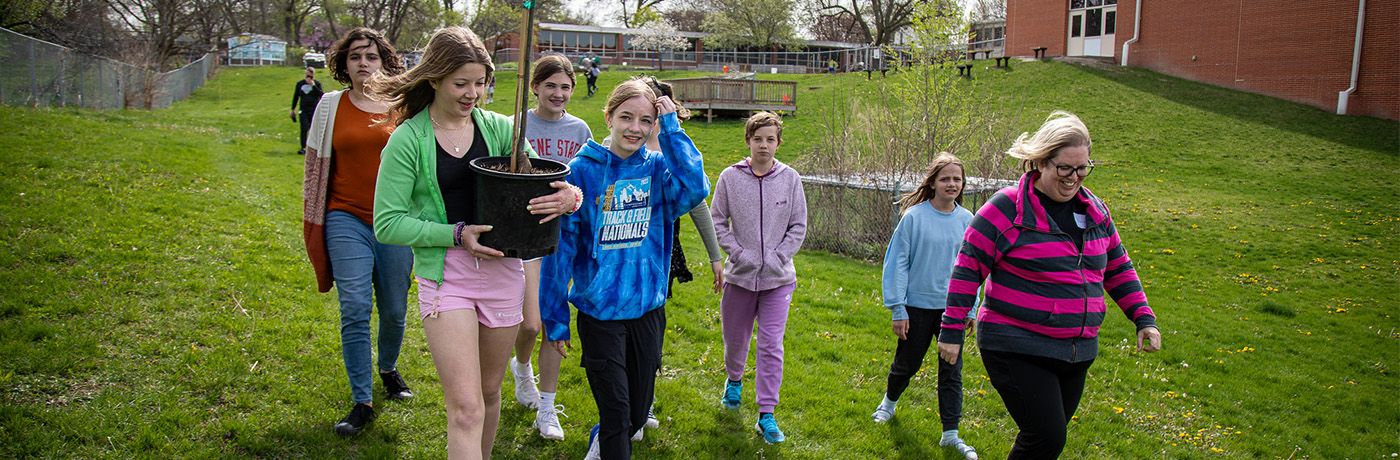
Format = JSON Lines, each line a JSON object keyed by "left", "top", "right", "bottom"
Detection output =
{"left": 333, "top": 403, "right": 375, "bottom": 437}
{"left": 380, "top": 369, "right": 413, "bottom": 400}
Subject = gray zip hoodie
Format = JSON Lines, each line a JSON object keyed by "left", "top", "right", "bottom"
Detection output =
{"left": 710, "top": 158, "right": 808, "bottom": 292}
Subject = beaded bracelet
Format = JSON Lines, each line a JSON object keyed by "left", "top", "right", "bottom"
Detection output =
{"left": 453, "top": 222, "right": 467, "bottom": 247}
{"left": 564, "top": 184, "right": 584, "bottom": 215}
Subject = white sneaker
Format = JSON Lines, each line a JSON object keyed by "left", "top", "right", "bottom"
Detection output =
{"left": 534, "top": 404, "right": 566, "bottom": 440}
{"left": 872, "top": 405, "right": 894, "bottom": 423}
{"left": 583, "top": 424, "right": 601, "bottom": 460}
{"left": 645, "top": 404, "right": 659, "bottom": 429}
{"left": 940, "top": 434, "right": 978, "bottom": 460}
{"left": 510, "top": 359, "right": 540, "bottom": 409}
{"left": 630, "top": 427, "right": 644, "bottom": 442}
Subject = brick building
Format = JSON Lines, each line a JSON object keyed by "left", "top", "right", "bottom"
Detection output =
{"left": 1005, "top": 0, "right": 1397, "bottom": 120}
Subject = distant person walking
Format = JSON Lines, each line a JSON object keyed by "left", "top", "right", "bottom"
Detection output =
{"left": 586, "top": 60, "right": 600, "bottom": 98}
{"left": 301, "top": 27, "right": 411, "bottom": 437}
{"left": 870, "top": 152, "right": 978, "bottom": 460}
{"left": 938, "top": 111, "right": 1162, "bottom": 460}
{"left": 291, "top": 66, "right": 324, "bottom": 155}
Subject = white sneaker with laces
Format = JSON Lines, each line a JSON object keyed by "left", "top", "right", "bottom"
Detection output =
{"left": 510, "top": 359, "right": 540, "bottom": 410}
{"left": 630, "top": 427, "right": 644, "bottom": 442}
{"left": 534, "top": 404, "right": 566, "bottom": 440}
{"left": 645, "top": 404, "right": 659, "bottom": 429}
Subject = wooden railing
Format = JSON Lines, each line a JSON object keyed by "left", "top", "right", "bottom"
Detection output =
{"left": 662, "top": 77, "right": 797, "bottom": 122}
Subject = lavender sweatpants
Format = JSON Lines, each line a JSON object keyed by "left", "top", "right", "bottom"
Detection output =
{"left": 721, "top": 282, "right": 796, "bottom": 413}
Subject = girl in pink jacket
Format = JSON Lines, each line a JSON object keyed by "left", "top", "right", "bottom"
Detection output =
{"left": 709, "top": 111, "right": 807, "bottom": 444}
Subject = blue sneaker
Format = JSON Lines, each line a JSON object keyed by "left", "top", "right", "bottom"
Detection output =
{"left": 583, "top": 424, "right": 601, "bottom": 460}
{"left": 720, "top": 380, "right": 742, "bottom": 409}
{"left": 754, "top": 413, "right": 785, "bottom": 444}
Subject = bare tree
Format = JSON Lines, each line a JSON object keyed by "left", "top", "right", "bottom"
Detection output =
{"left": 661, "top": 7, "right": 704, "bottom": 32}
{"left": 3, "top": 0, "right": 124, "bottom": 56}
{"left": 814, "top": 0, "right": 915, "bottom": 46}
{"left": 587, "top": 0, "right": 665, "bottom": 28}
{"left": 279, "top": 0, "right": 318, "bottom": 46}
{"left": 970, "top": 0, "right": 1004, "bottom": 21}
{"left": 106, "top": 0, "right": 201, "bottom": 69}
{"left": 805, "top": 6, "right": 864, "bottom": 43}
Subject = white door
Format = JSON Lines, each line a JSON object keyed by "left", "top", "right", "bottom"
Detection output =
{"left": 1099, "top": 7, "right": 1117, "bottom": 57}
{"left": 1069, "top": 5, "right": 1114, "bottom": 56}
{"left": 1067, "top": 11, "right": 1085, "bottom": 56}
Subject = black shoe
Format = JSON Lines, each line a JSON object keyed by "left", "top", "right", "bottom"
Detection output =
{"left": 380, "top": 369, "right": 413, "bottom": 400}
{"left": 333, "top": 403, "right": 375, "bottom": 437}
{"left": 298, "top": 148, "right": 305, "bottom": 155}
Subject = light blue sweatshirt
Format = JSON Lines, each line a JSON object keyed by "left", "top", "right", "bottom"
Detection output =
{"left": 540, "top": 112, "right": 709, "bottom": 342}
{"left": 882, "top": 201, "right": 975, "bottom": 321}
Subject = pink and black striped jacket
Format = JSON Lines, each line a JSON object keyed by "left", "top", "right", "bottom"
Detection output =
{"left": 938, "top": 170, "right": 1156, "bottom": 363}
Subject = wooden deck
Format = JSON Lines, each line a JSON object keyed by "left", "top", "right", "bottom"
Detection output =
{"left": 664, "top": 76, "right": 797, "bottom": 122}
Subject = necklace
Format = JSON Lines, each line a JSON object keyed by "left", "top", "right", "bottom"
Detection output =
{"left": 430, "top": 115, "right": 469, "bottom": 154}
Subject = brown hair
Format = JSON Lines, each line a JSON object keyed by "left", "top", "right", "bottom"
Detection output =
{"left": 371, "top": 27, "right": 493, "bottom": 125}
{"left": 896, "top": 152, "right": 966, "bottom": 212}
{"left": 744, "top": 111, "right": 783, "bottom": 140}
{"left": 328, "top": 27, "right": 405, "bottom": 87}
{"left": 530, "top": 54, "right": 576, "bottom": 90}
{"left": 643, "top": 76, "right": 690, "bottom": 121}
{"left": 603, "top": 78, "right": 658, "bottom": 117}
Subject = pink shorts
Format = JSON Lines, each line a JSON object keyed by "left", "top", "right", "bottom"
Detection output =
{"left": 417, "top": 247, "right": 525, "bottom": 328}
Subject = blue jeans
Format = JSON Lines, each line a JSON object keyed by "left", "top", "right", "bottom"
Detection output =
{"left": 326, "top": 210, "right": 414, "bottom": 403}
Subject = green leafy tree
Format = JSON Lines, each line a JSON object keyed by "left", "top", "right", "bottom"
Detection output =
{"left": 699, "top": 0, "right": 801, "bottom": 51}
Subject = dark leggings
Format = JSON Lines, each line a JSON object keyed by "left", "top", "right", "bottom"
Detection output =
{"left": 884, "top": 307, "right": 963, "bottom": 431}
{"left": 981, "top": 349, "right": 1094, "bottom": 460}
{"left": 577, "top": 308, "right": 665, "bottom": 460}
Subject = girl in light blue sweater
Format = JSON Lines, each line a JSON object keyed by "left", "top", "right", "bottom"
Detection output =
{"left": 872, "top": 152, "right": 979, "bottom": 459}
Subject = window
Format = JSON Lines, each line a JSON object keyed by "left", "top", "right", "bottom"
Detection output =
{"left": 1106, "top": 11, "right": 1116, "bottom": 35}
{"left": 1071, "top": 0, "right": 1084, "bottom": 8}
{"left": 1071, "top": 15, "right": 1082, "bottom": 37}
{"left": 1086, "top": 8, "right": 1101, "bottom": 36}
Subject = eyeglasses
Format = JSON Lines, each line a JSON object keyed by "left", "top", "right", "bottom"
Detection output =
{"left": 1047, "top": 159, "right": 1095, "bottom": 178}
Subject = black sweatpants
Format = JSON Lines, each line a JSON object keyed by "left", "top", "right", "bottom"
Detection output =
{"left": 981, "top": 349, "right": 1094, "bottom": 460}
{"left": 298, "top": 108, "right": 314, "bottom": 152}
{"left": 885, "top": 307, "right": 963, "bottom": 430}
{"left": 577, "top": 307, "right": 665, "bottom": 460}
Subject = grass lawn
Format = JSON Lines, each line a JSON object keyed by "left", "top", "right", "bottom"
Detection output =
{"left": 0, "top": 60, "right": 1395, "bottom": 459}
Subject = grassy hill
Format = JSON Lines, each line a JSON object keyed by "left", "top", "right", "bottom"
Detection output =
{"left": 0, "top": 60, "right": 1395, "bottom": 459}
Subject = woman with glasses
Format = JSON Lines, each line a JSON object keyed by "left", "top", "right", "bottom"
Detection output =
{"left": 936, "top": 111, "right": 1162, "bottom": 460}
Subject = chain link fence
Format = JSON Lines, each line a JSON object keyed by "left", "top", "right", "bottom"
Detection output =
{"left": 0, "top": 27, "right": 216, "bottom": 110}
{"left": 801, "top": 173, "right": 1015, "bottom": 262}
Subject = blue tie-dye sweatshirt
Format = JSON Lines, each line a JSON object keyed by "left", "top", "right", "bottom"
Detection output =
{"left": 540, "top": 112, "right": 709, "bottom": 342}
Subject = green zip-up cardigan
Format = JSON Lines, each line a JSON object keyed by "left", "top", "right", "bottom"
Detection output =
{"left": 372, "top": 107, "right": 536, "bottom": 283}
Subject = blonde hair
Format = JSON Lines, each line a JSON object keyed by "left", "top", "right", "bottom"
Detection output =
{"left": 603, "top": 78, "right": 658, "bottom": 117}
{"left": 1006, "top": 111, "right": 1092, "bottom": 172}
{"left": 371, "top": 27, "right": 493, "bottom": 125}
{"left": 744, "top": 111, "right": 783, "bottom": 140}
{"left": 896, "top": 152, "right": 965, "bottom": 213}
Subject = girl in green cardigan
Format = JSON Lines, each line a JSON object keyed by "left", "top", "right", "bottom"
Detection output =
{"left": 370, "top": 26, "right": 581, "bottom": 460}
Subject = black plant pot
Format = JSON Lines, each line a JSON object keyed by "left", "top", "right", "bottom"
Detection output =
{"left": 469, "top": 156, "right": 571, "bottom": 259}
